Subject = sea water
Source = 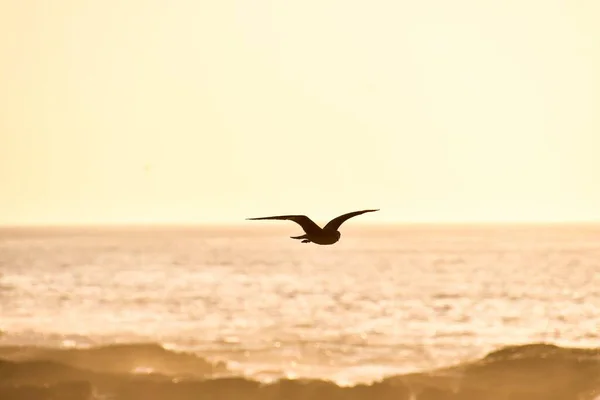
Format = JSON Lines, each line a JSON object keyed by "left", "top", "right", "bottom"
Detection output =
{"left": 0, "top": 224, "right": 598, "bottom": 386}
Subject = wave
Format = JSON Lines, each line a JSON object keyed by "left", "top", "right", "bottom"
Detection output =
{"left": 0, "top": 342, "right": 598, "bottom": 400}
{"left": 0, "top": 342, "right": 227, "bottom": 377}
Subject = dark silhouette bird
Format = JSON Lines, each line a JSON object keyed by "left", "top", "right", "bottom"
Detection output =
{"left": 247, "top": 209, "right": 379, "bottom": 245}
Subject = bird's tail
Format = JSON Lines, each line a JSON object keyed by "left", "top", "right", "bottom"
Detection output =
{"left": 291, "top": 234, "right": 308, "bottom": 240}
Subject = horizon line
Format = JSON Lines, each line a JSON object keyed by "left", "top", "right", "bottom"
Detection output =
{"left": 1, "top": 220, "right": 600, "bottom": 229}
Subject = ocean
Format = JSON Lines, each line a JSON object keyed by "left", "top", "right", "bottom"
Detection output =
{"left": 0, "top": 224, "right": 599, "bottom": 399}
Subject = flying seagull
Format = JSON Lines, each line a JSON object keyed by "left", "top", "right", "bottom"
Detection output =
{"left": 246, "top": 209, "right": 379, "bottom": 245}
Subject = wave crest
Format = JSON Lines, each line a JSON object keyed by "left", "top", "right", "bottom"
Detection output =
{"left": 0, "top": 342, "right": 599, "bottom": 400}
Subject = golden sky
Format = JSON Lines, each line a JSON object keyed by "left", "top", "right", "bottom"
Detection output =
{"left": 1, "top": 0, "right": 599, "bottom": 225}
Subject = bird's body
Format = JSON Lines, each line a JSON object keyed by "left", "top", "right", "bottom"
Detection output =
{"left": 246, "top": 209, "right": 379, "bottom": 245}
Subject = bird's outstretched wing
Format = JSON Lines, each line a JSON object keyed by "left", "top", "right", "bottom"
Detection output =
{"left": 323, "top": 209, "right": 379, "bottom": 231}
{"left": 246, "top": 215, "right": 322, "bottom": 235}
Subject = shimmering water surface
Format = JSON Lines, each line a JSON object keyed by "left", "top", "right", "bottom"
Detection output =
{"left": 0, "top": 224, "right": 598, "bottom": 383}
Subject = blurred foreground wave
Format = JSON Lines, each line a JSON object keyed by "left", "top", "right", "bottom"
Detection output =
{"left": 1, "top": 341, "right": 599, "bottom": 400}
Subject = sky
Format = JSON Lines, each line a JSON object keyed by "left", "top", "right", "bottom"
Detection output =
{"left": 1, "top": 0, "right": 599, "bottom": 225}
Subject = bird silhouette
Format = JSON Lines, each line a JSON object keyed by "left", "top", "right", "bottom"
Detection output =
{"left": 247, "top": 209, "right": 379, "bottom": 245}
